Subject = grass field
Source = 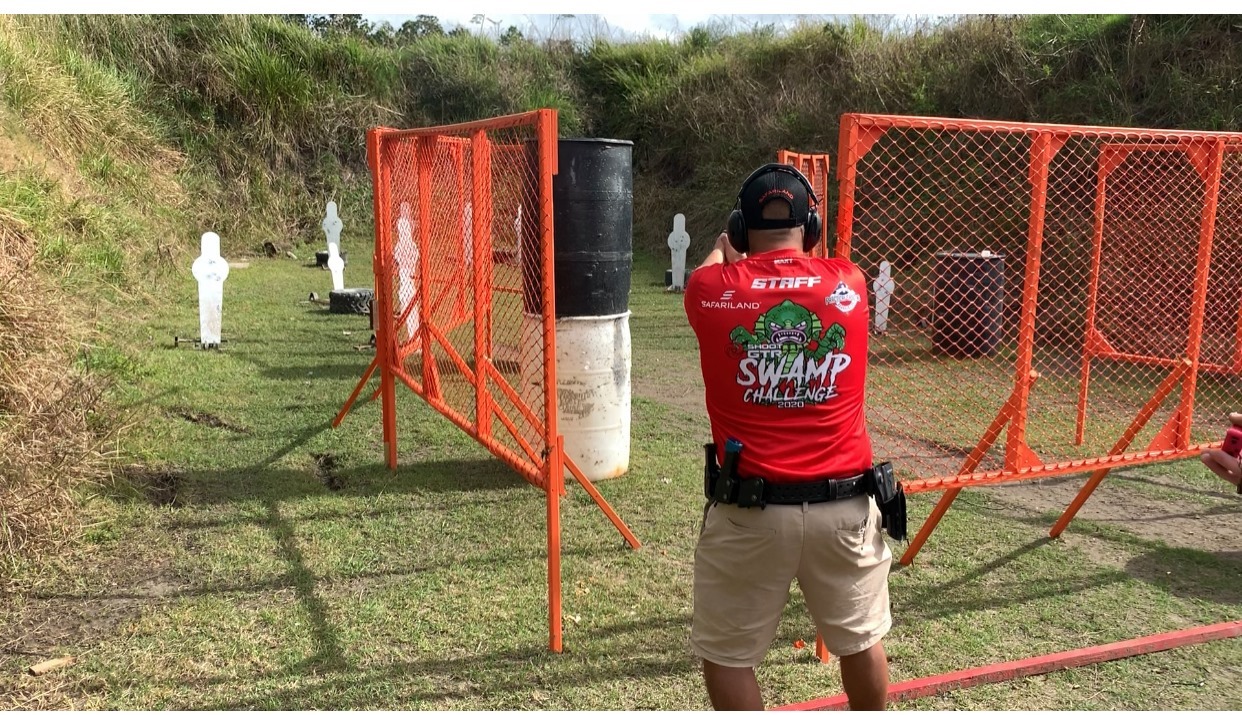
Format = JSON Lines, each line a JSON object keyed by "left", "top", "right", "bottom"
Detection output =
{"left": 1, "top": 245, "right": 1240, "bottom": 710}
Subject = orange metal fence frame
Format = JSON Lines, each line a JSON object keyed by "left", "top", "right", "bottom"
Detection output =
{"left": 777, "top": 149, "right": 832, "bottom": 257}
{"left": 830, "top": 113, "right": 1242, "bottom": 565}
{"left": 335, "top": 110, "right": 640, "bottom": 653}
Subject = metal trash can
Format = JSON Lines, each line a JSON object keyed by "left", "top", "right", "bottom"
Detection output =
{"left": 932, "top": 251, "right": 1005, "bottom": 357}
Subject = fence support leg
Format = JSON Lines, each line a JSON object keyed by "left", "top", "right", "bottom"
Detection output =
{"left": 563, "top": 456, "right": 641, "bottom": 549}
{"left": 814, "top": 634, "right": 830, "bottom": 664}
{"left": 1051, "top": 360, "right": 1190, "bottom": 538}
{"left": 548, "top": 436, "right": 564, "bottom": 653}
{"left": 901, "top": 381, "right": 1029, "bottom": 566}
{"left": 334, "top": 355, "right": 378, "bottom": 428}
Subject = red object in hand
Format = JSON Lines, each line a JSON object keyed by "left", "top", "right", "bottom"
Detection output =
{"left": 1222, "top": 426, "right": 1242, "bottom": 458}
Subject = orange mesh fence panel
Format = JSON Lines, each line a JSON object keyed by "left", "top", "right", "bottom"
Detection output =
{"left": 833, "top": 114, "right": 1242, "bottom": 561}
{"left": 778, "top": 149, "right": 832, "bottom": 257}
{"left": 337, "top": 110, "right": 639, "bottom": 652}
{"left": 371, "top": 116, "right": 553, "bottom": 487}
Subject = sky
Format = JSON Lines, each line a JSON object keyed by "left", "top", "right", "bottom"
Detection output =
{"left": 362, "top": 13, "right": 865, "bottom": 42}
{"left": 7, "top": 2, "right": 1179, "bottom": 23}
{"left": 357, "top": 4, "right": 1157, "bottom": 42}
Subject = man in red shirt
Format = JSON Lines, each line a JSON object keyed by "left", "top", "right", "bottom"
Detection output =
{"left": 685, "top": 164, "right": 892, "bottom": 711}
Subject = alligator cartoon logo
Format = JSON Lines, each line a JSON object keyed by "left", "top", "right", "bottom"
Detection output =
{"left": 729, "top": 299, "right": 845, "bottom": 361}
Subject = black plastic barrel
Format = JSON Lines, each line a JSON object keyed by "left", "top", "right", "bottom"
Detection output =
{"left": 932, "top": 251, "right": 1005, "bottom": 357}
{"left": 521, "top": 138, "right": 633, "bottom": 317}
{"left": 552, "top": 139, "right": 633, "bottom": 317}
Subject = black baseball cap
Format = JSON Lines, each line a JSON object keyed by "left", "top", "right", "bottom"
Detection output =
{"left": 738, "top": 164, "right": 813, "bottom": 230}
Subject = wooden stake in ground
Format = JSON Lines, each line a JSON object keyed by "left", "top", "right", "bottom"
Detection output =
{"left": 27, "top": 655, "right": 74, "bottom": 676}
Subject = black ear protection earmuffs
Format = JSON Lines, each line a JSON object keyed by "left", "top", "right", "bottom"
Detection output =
{"left": 726, "top": 163, "right": 822, "bottom": 255}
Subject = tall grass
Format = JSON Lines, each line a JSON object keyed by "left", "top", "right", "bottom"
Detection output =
{"left": 0, "top": 17, "right": 183, "bottom": 200}
{"left": 0, "top": 198, "right": 120, "bottom": 584}
{"left": 563, "top": 14, "right": 1242, "bottom": 254}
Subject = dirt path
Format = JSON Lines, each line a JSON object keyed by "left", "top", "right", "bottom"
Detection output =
{"left": 633, "top": 338, "right": 1242, "bottom": 564}
{"left": 984, "top": 472, "right": 1242, "bottom": 563}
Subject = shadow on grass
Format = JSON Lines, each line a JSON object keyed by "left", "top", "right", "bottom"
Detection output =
{"left": 50, "top": 456, "right": 625, "bottom": 693}
{"left": 106, "top": 409, "right": 533, "bottom": 509}
{"left": 165, "top": 458, "right": 532, "bottom": 508}
{"left": 896, "top": 538, "right": 1133, "bottom": 621}
{"left": 260, "top": 494, "right": 347, "bottom": 672}
{"left": 988, "top": 511, "right": 1242, "bottom": 607}
{"left": 1117, "top": 472, "right": 1242, "bottom": 501}
{"left": 252, "top": 361, "right": 378, "bottom": 382}
{"left": 85, "top": 417, "right": 558, "bottom": 670}
{"left": 223, "top": 337, "right": 374, "bottom": 383}
{"left": 176, "top": 612, "right": 697, "bottom": 710}
{"left": 27, "top": 541, "right": 617, "bottom": 605}
{"left": 1125, "top": 549, "right": 1242, "bottom": 606}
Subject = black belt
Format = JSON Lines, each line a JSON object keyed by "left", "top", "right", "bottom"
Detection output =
{"left": 758, "top": 474, "right": 868, "bottom": 504}
{"left": 707, "top": 467, "right": 869, "bottom": 506}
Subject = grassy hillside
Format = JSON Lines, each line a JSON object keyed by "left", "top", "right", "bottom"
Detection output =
{"left": 13, "top": 14, "right": 1242, "bottom": 257}
{"left": 5, "top": 11, "right": 1242, "bottom": 576}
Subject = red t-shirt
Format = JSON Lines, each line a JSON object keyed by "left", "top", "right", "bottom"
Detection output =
{"left": 685, "top": 249, "right": 873, "bottom": 483}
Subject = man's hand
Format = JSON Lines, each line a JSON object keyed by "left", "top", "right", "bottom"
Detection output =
{"left": 1201, "top": 449, "right": 1242, "bottom": 489}
{"left": 696, "top": 232, "right": 747, "bottom": 270}
{"left": 718, "top": 232, "right": 747, "bottom": 264}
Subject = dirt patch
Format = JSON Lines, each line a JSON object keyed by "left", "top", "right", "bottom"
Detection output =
{"left": 167, "top": 407, "right": 249, "bottom": 434}
{"left": 116, "top": 464, "right": 183, "bottom": 507}
{"left": 312, "top": 452, "right": 344, "bottom": 491}
{"left": 631, "top": 346, "right": 711, "bottom": 417}
{"left": 0, "top": 111, "right": 91, "bottom": 198}
{"left": 1, "top": 554, "right": 183, "bottom": 662}
{"left": 632, "top": 369, "right": 707, "bottom": 415}
{"left": 982, "top": 472, "right": 1242, "bottom": 562}
{"left": 868, "top": 426, "right": 971, "bottom": 481}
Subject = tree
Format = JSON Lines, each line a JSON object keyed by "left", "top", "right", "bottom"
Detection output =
{"left": 293, "top": 14, "right": 372, "bottom": 39}
{"left": 397, "top": 14, "right": 444, "bottom": 41}
{"left": 500, "top": 25, "right": 524, "bottom": 45}
{"left": 368, "top": 21, "right": 396, "bottom": 46}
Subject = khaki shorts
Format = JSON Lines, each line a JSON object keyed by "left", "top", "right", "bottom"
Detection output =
{"left": 691, "top": 496, "right": 892, "bottom": 668}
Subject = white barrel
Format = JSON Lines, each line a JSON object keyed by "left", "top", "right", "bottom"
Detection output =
{"left": 519, "top": 312, "right": 632, "bottom": 481}
{"left": 556, "top": 312, "right": 631, "bottom": 481}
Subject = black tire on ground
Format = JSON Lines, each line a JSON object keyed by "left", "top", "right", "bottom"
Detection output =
{"left": 315, "top": 250, "right": 347, "bottom": 268}
{"left": 329, "top": 288, "right": 373, "bottom": 315}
